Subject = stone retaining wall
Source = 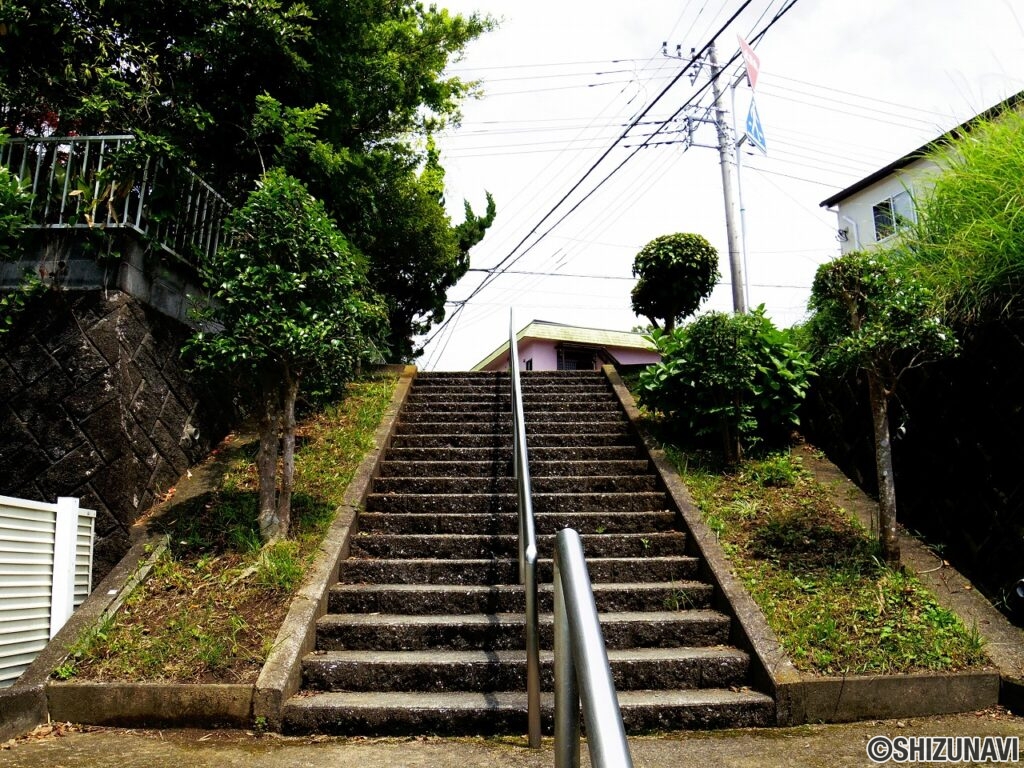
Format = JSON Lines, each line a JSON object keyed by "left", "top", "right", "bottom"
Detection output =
{"left": 0, "top": 289, "right": 232, "bottom": 583}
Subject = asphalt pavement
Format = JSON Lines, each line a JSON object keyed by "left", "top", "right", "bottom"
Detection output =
{"left": 3, "top": 709, "right": 1024, "bottom": 768}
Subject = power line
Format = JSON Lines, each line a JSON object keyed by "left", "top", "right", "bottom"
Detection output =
{"left": 423, "top": 0, "right": 802, "bottom": 353}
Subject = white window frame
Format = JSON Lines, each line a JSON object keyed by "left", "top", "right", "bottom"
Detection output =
{"left": 872, "top": 189, "right": 916, "bottom": 242}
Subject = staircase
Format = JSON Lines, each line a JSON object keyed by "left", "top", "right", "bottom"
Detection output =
{"left": 282, "top": 370, "right": 774, "bottom": 735}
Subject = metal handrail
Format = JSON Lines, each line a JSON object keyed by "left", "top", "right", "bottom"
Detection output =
{"left": 553, "top": 528, "right": 634, "bottom": 768}
{"left": 0, "top": 135, "right": 229, "bottom": 268}
{"left": 509, "top": 309, "right": 541, "bottom": 748}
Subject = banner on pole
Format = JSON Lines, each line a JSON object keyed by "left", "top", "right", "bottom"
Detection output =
{"left": 737, "top": 35, "right": 760, "bottom": 90}
{"left": 745, "top": 97, "right": 767, "bottom": 155}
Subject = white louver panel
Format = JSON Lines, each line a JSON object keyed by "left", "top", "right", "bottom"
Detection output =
{"left": 0, "top": 496, "right": 95, "bottom": 688}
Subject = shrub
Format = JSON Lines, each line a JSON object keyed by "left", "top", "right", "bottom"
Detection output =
{"left": 638, "top": 306, "right": 813, "bottom": 461}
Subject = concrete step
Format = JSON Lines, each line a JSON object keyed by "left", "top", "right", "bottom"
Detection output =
{"left": 282, "top": 688, "right": 775, "bottom": 736}
{"left": 302, "top": 646, "right": 750, "bottom": 693}
{"left": 349, "top": 531, "right": 686, "bottom": 560}
{"left": 399, "top": 409, "right": 625, "bottom": 425}
{"left": 376, "top": 459, "right": 651, "bottom": 478}
{"left": 371, "top": 475, "right": 659, "bottom": 495}
{"left": 364, "top": 491, "right": 669, "bottom": 514}
{"left": 383, "top": 446, "right": 645, "bottom": 462}
{"left": 337, "top": 556, "right": 697, "bottom": 585}
{"left": 392, "top": 420, "right": 627, "bottom": 436}
{"left": 388, "top": 433, "right": 637, "bottom": 449}
{"left": 406, "top": 390, "right": 618, "bottom": 403}
{"left": 401, "top": 399, "right": 622, "bottom": 417}
{"left": 314, "top": 610, "right": 730, "bottom": 652}
{"left": 328, "top": 581, "right": 712, "bottom": 615}
{"left": 357, "top": 510, "right": 679, "bottom": 535}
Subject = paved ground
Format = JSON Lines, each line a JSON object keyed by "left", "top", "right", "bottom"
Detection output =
{"left": 3, "top": 709, "right": 1024, "bottom": 768}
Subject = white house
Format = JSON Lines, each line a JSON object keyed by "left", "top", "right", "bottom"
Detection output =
{"left": 820, "top": 92, "right": 1024, "bottom": 253}
{"left": 472, "top": 320, "right": 660, "bottom": 372}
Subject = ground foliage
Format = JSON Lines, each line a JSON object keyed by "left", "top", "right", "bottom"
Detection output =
{"left": 676, "top": 448, "right": 987, "bottom": 675}
{"left": 55, "top": 372, "right": 397, "bottom": 683}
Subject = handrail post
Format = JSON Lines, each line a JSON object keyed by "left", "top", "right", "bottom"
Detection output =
{"left": 554, "top": 552, "right": 581, "bottom": 768}
{"left": 554, "top": 528, "right": 635, "bottom": 768}
{"left": 510, "top": 308, "right": 541, "bottom": 748}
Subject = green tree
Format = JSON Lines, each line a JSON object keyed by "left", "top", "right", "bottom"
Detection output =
{"left": 807, "top": 251, "right": 956, "bottom": 564}
{"left": 631, "top": 233, "right": 720, "bottom": 331}
{"left": 638, "top": 306, "right": 812, "bottom": 462}
{"left": 0, "top": 0, "right": 496, "bottom": 358}
{"left": 185, "top": 169, "right": 388, "bottom": 541}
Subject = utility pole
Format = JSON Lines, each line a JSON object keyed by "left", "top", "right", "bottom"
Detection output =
{"left": 662, "top": 41, "right": 748, "bottom": 313}
{"left": 706, "top": 42, "right": 747, "bottom": 313}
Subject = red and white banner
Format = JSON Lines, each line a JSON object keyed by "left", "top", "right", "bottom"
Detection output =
{"left": 737, "top": 34, "right": 760, "bottom": 90}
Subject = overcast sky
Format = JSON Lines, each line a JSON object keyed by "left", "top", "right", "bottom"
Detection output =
{"left": 417, "top": 0, "right": 1024, "bottom": 370}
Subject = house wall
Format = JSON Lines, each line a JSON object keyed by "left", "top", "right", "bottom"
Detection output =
{"left": 833, "top": 156, "right": 942, "bottom": 254}
{"left": 484, "top": 339, "right": 658, "bottom": 371}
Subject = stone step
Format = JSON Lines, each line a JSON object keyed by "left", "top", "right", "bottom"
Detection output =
{"left": 383, "top": 446, "right": 644, "bottom": 463}
{"left": 376, "top": 459, "right": 651, "bottom": 478}
{"left": 364, "top": 491, "right": 669, "bottom": 514}
{"left": 399, "top": 409, "right": 625, "bottom": 424}
{"left": 371, "top": 475, "right": 659, "bottom": 496}
{"left": 405, "top": 393, "right": 618, "bottom": 407}
{"left": 392, "top": 420, "right": 628, "bottom": 436}
{"left": 315, "top": 610, "right": 730, "bottom": 652}
{"left": 337, "top": 556, "right": 697, "bottom": 585}
{"left": 328, "top": 581, "right": 712, "bottom": 615}
{"left": 388, "top": 433, "right": 637, "bottom": 449}
{"left": 302, "top": 646, "right": 750, "bottom": 693}
{"left": 403, "top": 403, "right": 618, "bottom": 415}
{"left": 357, "top": 510, "right": 679, "bottom": 535}
{"left": 349, "top": 531, "right": 686, "bottom": 560}
{"left": 282, "top": 688, "right": 775, "bottom": 736}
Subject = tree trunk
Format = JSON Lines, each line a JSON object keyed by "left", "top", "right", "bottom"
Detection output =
{"left": 277, "top": 368, "right": 300, "bottom": 537}
{"left": 257, "top": 372, "right": 283, "bottom": 542}
{"left": 867, "top": 372, "right": 900, "bottom": 565}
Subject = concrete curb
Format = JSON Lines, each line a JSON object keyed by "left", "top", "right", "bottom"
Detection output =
{"left": 4, "top": 533, "right": 171, "bottom": 739}
{"left": 2, "top": 366, "right": 415, "bottom": 736}
{"left": 602, "top": 365, "right": 1001, "bottom": 726}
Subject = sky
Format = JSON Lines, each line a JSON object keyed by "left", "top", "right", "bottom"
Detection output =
{"left": 417, "top": 0, "right": 1024, "bottom": 370}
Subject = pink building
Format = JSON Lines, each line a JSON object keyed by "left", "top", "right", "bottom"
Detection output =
{"left": 472, "top": 320, "right": 660, "bottom": 372}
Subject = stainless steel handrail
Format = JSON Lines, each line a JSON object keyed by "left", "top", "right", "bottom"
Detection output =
{"left": 554, "top": 528, "right": 634, "bottom": 768}
{"left": 509, "top": 309, "right": 542, "bottom": 748}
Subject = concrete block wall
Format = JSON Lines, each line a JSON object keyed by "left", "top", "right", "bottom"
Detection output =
{"left": 0, "top": 289, "right": 232, "bottom": 585}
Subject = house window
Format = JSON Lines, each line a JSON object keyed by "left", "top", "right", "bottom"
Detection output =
{"left": 872, "top": 190, "right": 915, "bottom": 241}
{"left": 524, "top": 359, "right": 533, "bottom": 371}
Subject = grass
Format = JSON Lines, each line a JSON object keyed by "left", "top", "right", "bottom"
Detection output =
{"left": 672, "top": 447, "right": 988, "bottom": 676}
{"left": 54, "top": 371, "right": 398, "bottom": 683}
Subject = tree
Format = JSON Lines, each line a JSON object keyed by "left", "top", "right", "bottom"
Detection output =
{"left": 807, "top": 251, "right": 956, "bottom": 564}
{"left": 631, "top": 233, "right": 719, "bottom": 331}
{"left": 185, "top": 169, "right": 388, "bottom": 541}
{"left": 0, "top": 0, "right": 496, "bottom": 357}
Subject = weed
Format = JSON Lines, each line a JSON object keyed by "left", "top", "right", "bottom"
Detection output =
{"left": 676, "top": 445, "right": 988, "bottom": 675}
{"left": 742, "top": 452, "right": 802, "bottom": 488}
{"left": 256, "top": 540, "right": 304, "bottom": 593}
{"left": 663, "top": 586, "right": 695, "bottom": 612}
